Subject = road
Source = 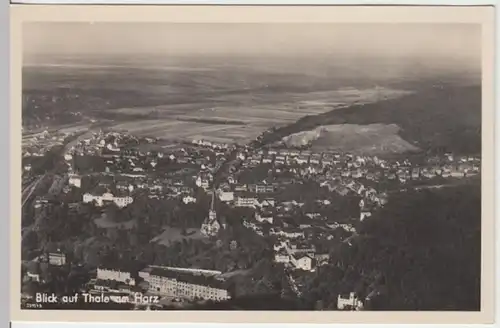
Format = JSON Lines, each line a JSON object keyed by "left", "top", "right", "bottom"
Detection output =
{"left": 285, "top": 271, "right": 302, "bottom": 297}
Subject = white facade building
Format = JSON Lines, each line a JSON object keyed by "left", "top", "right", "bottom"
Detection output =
{"left": 97, "top": 267, "right": 136, "bottom": 286}
{"left": 234, "top": 196, "right": 258, "bottom": 208}
{"left": 68, "top": 175, "right": 81, "bottom": 188}
{"left": 48, "top": 252, "right": 66, "bottom": 266}
{"left": 337, "top": 292, "right": 364, "bottom": 310}
{"left": 217, "top": 190, "right": 234, "bottom": 202}
{"left": 255, "top": 212, "right": 273, "bottom": 224}
{"left": 83, "top": 192, "right": 133, "bottom": 208}
{"left": 140, "top": 267, "right": 229, "bottom": 301}
{"left": 291, "top": 255, "right": 313, "bottom": 271}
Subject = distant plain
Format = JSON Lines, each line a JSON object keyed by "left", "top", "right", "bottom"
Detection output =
{"left": 23, "top": 55, "right": 481, "bottom": 154}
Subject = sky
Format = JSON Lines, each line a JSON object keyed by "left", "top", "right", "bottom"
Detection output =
{"left": 23, "top": 22, "right": 481, "bottom": 64}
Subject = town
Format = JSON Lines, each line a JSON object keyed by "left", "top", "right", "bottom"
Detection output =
{"left": 21, "top": 127, "right": 481, "bottom": 310}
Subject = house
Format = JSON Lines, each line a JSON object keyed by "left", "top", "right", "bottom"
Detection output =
{"left": 352, "top": 169, "right": 364, "bottom": 179}
{"left": 236, "top": 152, "right": 246, "bottom": 161}
{"left": 68, "top": 174, "right": 81, "bottom": 188}
{"left": 274, "top": 253, "right": 290, "bottom": 264}
{"left": 234, "top": 195, "right": 258, "bottom": 208}
{"left": 275, "top": 155, "right": 286, "bottom": 165}
{"left": 26, "top": 270, "right": 41, "bottom": 282}
{"left": 255, "top": 211, "right": 273, "bottom": 224}
{"left": 314, "top": 253, "right": 330, "bottom": 266}
{"left": 234, "top": 184, "right": 248, "bottom": 192}
{"left": 250, "top": 155, "right": 262, "bottom": 165}
{"left": 257, "top": 198, "right": 276, "bottom": 208}
{"left": 322, "top": 159, "right": 332, "bottom": 166}
{"left": 360, "top": 211, "right": 372, "bottom": 221}
{"left": 305, "top": 213, "right": 321, "bottom": 220}
{"left": 296, "top": 156, "right": 309, "bottom": 165}
{"left": 268, "top": 149, "right": 278, "bottom": 155}
{"left": 262, "top": 156, "right": 273, "bottom": 164}
{"left": 337, "top": 292, "right": 364, "bottom": 310}
{"left": 182, "top": 196, "right": 197, "bottom": 204}
{"left": 97, "top": 267, "right": 136, "bottom": 286}
{"left": 291, "top": 255, "right": 314, "bottom": 271}
{"left": 195, "top": 177, "right": 210, "bottom": 189}
{"left": 248, "top": 184, "right": 274, "bottom": 193}
{"left": 310, "top": 156, "right": 321, "bottom": 165}
{"left": 48, "top": 252, "right": 66, "bottom": 266}
{"left": 287, "top": 242, "right": 316, "bottom": 255}
{"left": 282, "top": 229, "right": 305, "bottom": 239}
{"left": 217, "top": 190, "right": 234, "bottom": 202}
{"left": 273, "top": 240, "right": 288, "bottom": 252}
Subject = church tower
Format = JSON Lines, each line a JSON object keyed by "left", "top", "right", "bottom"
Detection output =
{"left": 208, "top": 189, "right": 217, "bottom": 221}
{"left": 200, "top": 189, "right": 221, "bottom": 237}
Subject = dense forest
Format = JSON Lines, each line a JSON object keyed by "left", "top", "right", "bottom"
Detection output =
{"left": 299, "top": 178, "right": 481, "bottom": 311}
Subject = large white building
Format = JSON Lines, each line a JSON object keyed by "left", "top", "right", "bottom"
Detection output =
{"left": 139, "top": 267, "right": 230, "bottom": 302}
{"left": 337, "top": 292, "right": 364, "bottom": 310}
{"left": 83, "top": 192, "right": 133, "bottom": 208}
{"left": 97, "top": 267, "right": 136, "bottom": 286}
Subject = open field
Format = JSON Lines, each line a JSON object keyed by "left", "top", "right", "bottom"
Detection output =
{"left": 151, "top": 226, "right": 205, "bottom": 246}
{"left": 23, "top": 56, "right": 480, "bottom": 152}
{"left": 23, "top": 57, "right": 416, "bottom": 144}
{"left": 282, "top": 123, "right": 420, "bottom": 155}
{"left": 104, "top": 87, "right": 411, "bottom": 144}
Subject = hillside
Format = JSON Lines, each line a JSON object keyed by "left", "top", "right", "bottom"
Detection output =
{"left": 281, "top": 123, "right": 420, "bottom": 155}
{"left": 299, "top": 178, "right": 481, "bottom": 311}
{"left": 263, "top": 85, "right": 481, "bottom": 155}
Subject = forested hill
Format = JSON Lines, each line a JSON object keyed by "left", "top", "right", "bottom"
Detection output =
{"left": 352, "top": 179, "right": 481, "bottom": 310}
{"left": 291, "top": 179, "right": 482, "bottom": 311}
{"left": 260, "top": 85, "right": 481, "bottom": 155}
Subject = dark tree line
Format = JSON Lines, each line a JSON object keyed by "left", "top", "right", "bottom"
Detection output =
{"left": 299, "top": 180, "right": 481, "bottom": 311}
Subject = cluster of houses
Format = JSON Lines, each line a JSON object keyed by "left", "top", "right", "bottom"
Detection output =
{"left": 272, "top": 238, "right": 330, "bottom": 272}
{"left": 235, "top": 147, "right": 480, "bottom": 185}
{"left": 22, "top": 130, "right": 70, "bottom": 159}
{"left": 191, "top": 139, "right": 232, "bottom": 151}
{"left": 238, "top": 148, "right": 339, "bottom": 168}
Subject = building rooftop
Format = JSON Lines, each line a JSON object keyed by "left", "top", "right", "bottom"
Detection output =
{"left": 148, "top": 267, "right": 228, "bottom": 290}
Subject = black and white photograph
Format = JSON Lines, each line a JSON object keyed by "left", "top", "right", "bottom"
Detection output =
{"left": 15, "top": 6, "right": 494, "bottom": 319}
